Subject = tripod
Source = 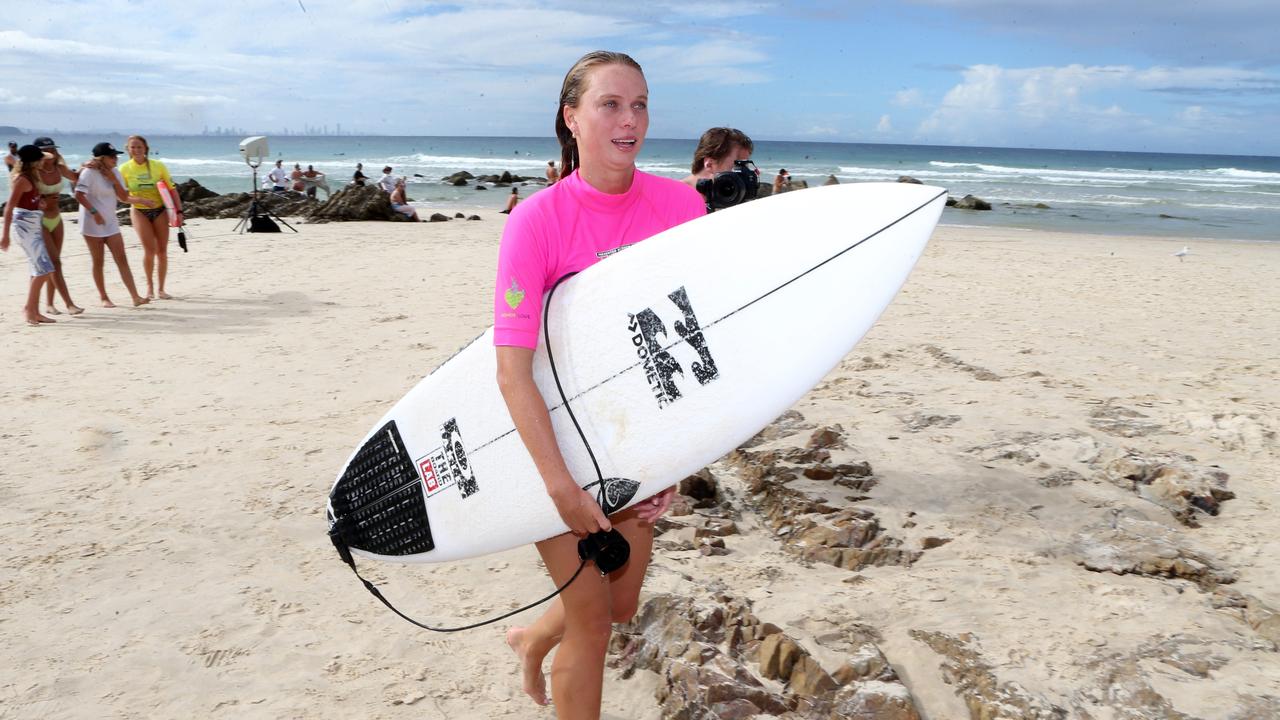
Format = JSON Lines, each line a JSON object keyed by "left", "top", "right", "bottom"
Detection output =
{"left": 232, "top": 165, "right": 298, "bottom": 234}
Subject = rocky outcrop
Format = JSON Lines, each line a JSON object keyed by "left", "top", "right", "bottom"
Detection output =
{"left": 912, "top": 631, "right": 1069, "bottom": 719}
{"left": 897, "top": 176, "right": 922, "bottom": 184}
{"left": 728, "top": 424, "right": 921, "bottom": 571}
{"left": 948, "top": 194, "right": 992, "bottom": 210}
{"left": 1070, "top": 512, "right": 1237, "bottom": 589}
{"left": 824, "top": 174, "right": 840, "bottom": 186}
{"left": 305, "top": 184, "right": 409, "bottom": 223}
{"left": 175, "top": 178, "right": 219, "bottom": 203}
{"left": 1088, "top": 401, "right": 1164, "bottom": 438}
{"left": 1098, "top": 451, "right": 1233, "bottom": 527}
{"left": 182, "top": 191, "right": 320, "bottom": 220}
{"left": 611, "top": 593, "right": 922, "bottom": 719}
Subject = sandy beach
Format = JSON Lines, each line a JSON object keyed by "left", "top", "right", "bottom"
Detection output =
{"left": 1, "top": 209, "right": 1277, "bottom": 719}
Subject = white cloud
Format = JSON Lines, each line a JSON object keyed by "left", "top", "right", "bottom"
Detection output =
{"left": 44, "top": 88, "right": 148, "bottom": 106}
{"left": 916, "top": 63, "right": 1276, "bottom": 148}
{"left": 876, "top": 114, "right": 893, "bottom": 133}
{"left": 0, "top": 88, "right": 29, "bottom": 104}
{"left": 174, "top": 95, "right": 234, "bottom": 106}
{"left": 892, "top": 89, "right": 923, "bottom": 108}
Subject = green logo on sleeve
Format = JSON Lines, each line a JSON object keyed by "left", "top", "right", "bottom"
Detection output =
{"left": 504, "top": 279, "right": 526, "bottom": 310}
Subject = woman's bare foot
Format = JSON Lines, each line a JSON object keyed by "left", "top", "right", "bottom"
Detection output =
{"left": 157, "top": 291, "right": 173, "bottom": 300}
{"left": 132, "top": 296, "right": 150, "bottom": 307}
{"left": 506, "top": 627, "right": 549, "bottom": 706}
{"left": 45, "top": 305, "right": 62, "bottom": 315}
{"left": 67, "top": 304, "right": 85, "bottom": 315}
{"left": 36, "top": 314, "right": 56, "bottom": 324}
{"left": 102, "top": 298, "right": 117, "bottom": 308}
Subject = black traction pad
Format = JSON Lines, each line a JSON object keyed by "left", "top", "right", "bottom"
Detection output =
{"left": 328, "top": 420, "right": 434, "bottom": 556}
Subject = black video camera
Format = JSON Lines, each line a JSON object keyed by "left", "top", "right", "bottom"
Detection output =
{"left": 696, "top": 159, "right": 759, "bottom": 212}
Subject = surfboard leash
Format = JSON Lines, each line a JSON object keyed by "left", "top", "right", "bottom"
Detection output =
{"left": 328, "top": 272, "right": 628, "bottom": 632}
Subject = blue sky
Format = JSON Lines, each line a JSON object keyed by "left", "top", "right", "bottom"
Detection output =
{"left": 3, "top": 1, "right": 1278, "bottom": 155}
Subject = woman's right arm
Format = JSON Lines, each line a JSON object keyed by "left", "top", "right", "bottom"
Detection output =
{"left": 496, "top": 345, "right": 611, "bottom": 536}
{"left": 2, "top": 178, "right": 29, "bottom": 247}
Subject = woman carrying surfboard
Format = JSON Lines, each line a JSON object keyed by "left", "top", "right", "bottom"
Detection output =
{"left": 495, "top": 51, "right": 705, "bottom": 718}
{"left": 119, "top": 135, "right": 182, "bottom": 299}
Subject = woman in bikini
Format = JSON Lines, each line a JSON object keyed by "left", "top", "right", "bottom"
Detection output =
{"left": 2, "top": 145, "right": 59, "bottom": 326}
{"left": 32, "top": 138, "right": 84, "bottom": 315}
{"left": 119, "top": 135, "right": 182, "bottom": 299}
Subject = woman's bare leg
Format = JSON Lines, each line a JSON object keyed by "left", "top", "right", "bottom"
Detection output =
{"left": 510, "top": 506, "right": 656, "bottom": 716}
{"left": 131, "top": 209, "right": 159, "bottom": 298}
{"left": 84, "top": 236, "right": 113, "bottom": 306}
{"left": 43, "top": 221, "right": 81, "bottom": 314}
{"left": 24, "top": 275, "right": 54, "bottom": 324}
{"left": 105, "top": 234, "right": 148, "bottom": 306}
{"left": 149, "top": 213, "right": 171, "bottom": 298}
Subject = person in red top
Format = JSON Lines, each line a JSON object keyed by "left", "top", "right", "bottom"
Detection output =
{"left": 495, "top": 51, "right": 704, "bottom": 718}
{"left": 2, "top": 145, "right": 59, "bottom": 325}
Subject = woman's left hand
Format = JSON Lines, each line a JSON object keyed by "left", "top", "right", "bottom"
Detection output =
{"left": 634, "top": 486, "right": 675, "bottom": 525}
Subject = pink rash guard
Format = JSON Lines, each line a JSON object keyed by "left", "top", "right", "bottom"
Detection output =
{"left": 494, "top": 168, "right": 705, "bottom": 349}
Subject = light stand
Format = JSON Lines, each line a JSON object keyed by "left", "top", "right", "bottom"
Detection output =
{"left": 233, "top": 136, "right": 297, "bottom": 234}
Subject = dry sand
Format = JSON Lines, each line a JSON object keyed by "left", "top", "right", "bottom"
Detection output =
{"left": 1, "top": 209, "right": 1277, "bottom": 719}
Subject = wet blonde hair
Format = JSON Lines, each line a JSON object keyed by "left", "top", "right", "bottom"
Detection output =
{"left": 554, "top": 51, "right": 644, "bottom": 178}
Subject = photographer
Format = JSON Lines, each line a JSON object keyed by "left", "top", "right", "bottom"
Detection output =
{"left": 683, "top": 127, "right": 760, "bottom": 212}
{"left": 681, "top": 127, "right": 754, "bottom": 187}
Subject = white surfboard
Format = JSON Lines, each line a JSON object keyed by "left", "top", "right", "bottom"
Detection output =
{"left": 327, "top": 182, "right": 946, "bottom": 563}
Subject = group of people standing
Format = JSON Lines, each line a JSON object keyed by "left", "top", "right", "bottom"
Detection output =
{"left": 3, "top": 135, "right": 182, "bottom": 326}
{"left": 265, "top": 160, "right": 327, "bottom": 198}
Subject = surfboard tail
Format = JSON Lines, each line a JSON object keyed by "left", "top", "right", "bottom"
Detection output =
{"left": 327, "top": 420, "right": 435, "bottom": 559}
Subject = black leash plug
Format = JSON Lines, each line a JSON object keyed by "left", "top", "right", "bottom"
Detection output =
{"left": 578, "top": 529, "right": 630, "bottom": 575}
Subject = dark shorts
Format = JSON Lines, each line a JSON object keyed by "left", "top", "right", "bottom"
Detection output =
{"left": 140, "top": 207, "right": 167, "bottom": 222}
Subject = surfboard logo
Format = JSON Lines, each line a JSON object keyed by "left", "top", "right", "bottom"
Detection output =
{"left": 583, "top": 477, "right": 640, "bottom": 515}
{"left": 415, "top": 418, "right": 480, "bottom": 499}
{"left": 628, "top": 286, "right": 719, "bottom": 408}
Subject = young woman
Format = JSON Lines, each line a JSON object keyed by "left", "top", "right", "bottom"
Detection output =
{"left": 495, "top": 51, "right": 705, "bottom": 719}
{"left": 681, "top": 127, "right": 755, "bottom": 187}
{"left": 2, "top": 145, "right": 58, "bottom": 326}
{"left": 388, "top": 178, "right": 419, "bottom": 221}
{"left": 118, "top": 135, "right": 182, "bottom": 299}
{"left": 33, "top": 138, "right": 84, "bottom": 315}
{"left": 75, "top": 142, "right": 151, "bottom": 308}
{"left": 499, "top": 186, "right": 520, "bottom": 214}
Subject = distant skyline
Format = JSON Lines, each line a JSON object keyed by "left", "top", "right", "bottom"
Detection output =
{"left": 3, "top": 1, "right": 1279, "bottom": 156}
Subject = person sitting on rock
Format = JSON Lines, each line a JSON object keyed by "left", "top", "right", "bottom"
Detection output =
{"left": 500, "top": 186, "right": 520, "bottom": 214}
{"left": 545, "top": 160, "right": 559, "bottom": 185}
{"left": 378, "top": 166, "right": 397, "bottom": 195}
{"left": 352, "top": 163, "right": 367, "bottom": 187}
{"left": 773, "top": 168, "right": 791, "bottom": 194}
{"left": 389, "top": 178, "right": 419, "bottom": 221}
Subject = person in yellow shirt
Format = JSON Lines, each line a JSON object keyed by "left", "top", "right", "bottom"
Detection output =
{"left": 119, "top": 135, "right": 182, "bottom": 299}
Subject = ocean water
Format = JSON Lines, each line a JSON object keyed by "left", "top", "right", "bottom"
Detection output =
{"left": 6, "top": 134, "right": 1278, "bottom": 242}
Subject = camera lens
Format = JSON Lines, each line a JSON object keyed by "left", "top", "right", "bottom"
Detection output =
{"left": 712, "top": 173, "right": 746, "bottom": 208}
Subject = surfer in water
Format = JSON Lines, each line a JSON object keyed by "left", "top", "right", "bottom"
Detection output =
{"left": 494, "top": 51, "right": 705, "bottom": 718}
